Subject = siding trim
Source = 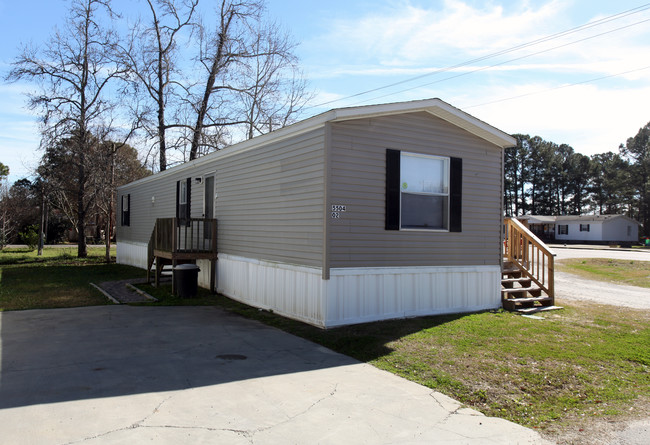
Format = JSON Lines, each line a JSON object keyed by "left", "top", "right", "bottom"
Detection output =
{"left": 323, "top": 122, "right": 333, "bottom": 280}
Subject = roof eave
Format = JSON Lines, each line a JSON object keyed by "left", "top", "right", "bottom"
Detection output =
{"left": 119, "top": 98, "right": 515, "bottom": 190}
{"left": 328, "top": 98, "right": 516, "bottom": 148}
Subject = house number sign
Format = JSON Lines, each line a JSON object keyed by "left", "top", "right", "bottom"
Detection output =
{"left": 331, "top": 204, "right": 346, "bottom": 219}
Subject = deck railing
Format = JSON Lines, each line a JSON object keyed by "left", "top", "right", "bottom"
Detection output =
{"left": 503, "top": 217, "right": 555, "bottom": 301}
{"left": 151, "top": 217, "right": 218, "bottom": 255}
{"left": 147, "top": 217, "right": 218, "bottom": 293}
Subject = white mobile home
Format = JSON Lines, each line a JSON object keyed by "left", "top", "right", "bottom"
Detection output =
{"left": 117, "top": 98, "right": 515, "bottom": 327}
{"left": 526, "top": 215, "right": 640, "bottom": 244}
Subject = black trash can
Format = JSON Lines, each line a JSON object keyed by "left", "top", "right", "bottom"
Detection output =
{"left": 174, "top": 264, "right": 200, "bottom": 298}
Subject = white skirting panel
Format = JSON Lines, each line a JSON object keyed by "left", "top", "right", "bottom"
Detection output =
{"left": 217, "top": 254, "right": 500, "bottom": 328}
{"left": 217, "top": 253, "right": 326, "bottom": 327}
{"left": 116, "top": 241, "right": 148, "bottom": 269}
{"left": 325, "top": 265, "right": 501, "bottom": 328}
{"left": 196, "top": 259, "right": 215, "bottom": 288}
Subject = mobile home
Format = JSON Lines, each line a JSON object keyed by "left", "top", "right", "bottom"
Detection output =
{"left": 526, "top": 214, "right": 640, "bottom": 244}
{"left": 117, "top": 98, "right": 516, "bottom": 327}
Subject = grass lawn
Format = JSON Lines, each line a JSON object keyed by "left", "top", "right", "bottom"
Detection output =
{"left": 556, "top": 258, "right": 650, "bottom": 288}
{"left": 0, "top": 246, "right": 144, "bottom": 311}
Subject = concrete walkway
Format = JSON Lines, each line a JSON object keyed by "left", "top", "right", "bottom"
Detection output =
{"left": 0, "top": 306, "right": 552, "bottom": 444}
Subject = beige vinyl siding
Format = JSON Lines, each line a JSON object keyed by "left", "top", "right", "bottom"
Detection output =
{"left": 216, "top": 129, "right": 325, "bottom": 266}
{"left": 118, "top": 127, "right": 326, "bottom": 268}
{"left": 117, "top": 164, "right": 217, "bottom": 244}
{"left": 327, "top": 111, "right": 503, "bottom": 268}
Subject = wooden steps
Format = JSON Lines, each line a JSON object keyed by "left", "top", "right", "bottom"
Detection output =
{"left": 501, "top": 261, "right": 553, "bottom": 312}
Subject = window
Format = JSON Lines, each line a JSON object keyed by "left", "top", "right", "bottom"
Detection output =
{"left": 121, "top": 194, "right": 130, "bottom": 226}
{"left": 400, "top": 153, "right": 449, "bottom": 229}
{"left": 385, "top": 149, "right": 462, "bottom": 232}
{"left": 176, "top": 179, "right": 191, "bottom": 226}
{"left": 558, "top": 224, "right": 568, "bottom": 235}
{"left": 579, "top": 224, "right": 590, "bottom": 232}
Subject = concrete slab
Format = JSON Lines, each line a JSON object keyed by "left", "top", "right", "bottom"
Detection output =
{"left": 0, "top": 306, "right": 552, "bottom": 444}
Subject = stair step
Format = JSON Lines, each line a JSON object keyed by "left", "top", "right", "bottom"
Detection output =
{"left": 501, "top": 277, "right": 532, "bottom": 288}
{"left": 501, "top": 286, "right": 541, "bottom": 294}
{"left": 505, "top": 296, "right": 552, "bottom": 303}
{"left": 502, "top": 296, "right": 553, "bottom": 311}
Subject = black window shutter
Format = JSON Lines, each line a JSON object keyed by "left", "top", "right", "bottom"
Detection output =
{"left": 385, "top": 149, "right": 401, "bottom": 230}
{"left": 449, "top": 157, "right": 462, "bottom": 232}
{"left": 185, "top": 177, "right": 192, "bottom": 225}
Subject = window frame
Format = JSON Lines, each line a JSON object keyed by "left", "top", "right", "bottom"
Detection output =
{"left": 399, "top": 151, "right": 450, "bottom": 231}
{"left": 385, "top": 149, "right": 462, "bottom": 233}
{"left": 176, "top": 178, "right": 191, "bottom": 227}
{"left": 579, "top": 223, "right": 590, "bottom": 232}
{"left": 179, "top": 181, "right": 187, "bottom": 205}
{"left": 121, "top": 194, "right": 130, "bottom": 227}
{"left": 558, "top": 224, "right": 568, "bottom": 235}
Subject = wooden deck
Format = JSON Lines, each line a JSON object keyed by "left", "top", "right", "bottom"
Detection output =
{"left": 147, "top": 217, "right": 218, "bottom": 294}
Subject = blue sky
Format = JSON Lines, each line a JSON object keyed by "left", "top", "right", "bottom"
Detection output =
{"left": 1, "top": 0, "right": 649, "bottom": 183}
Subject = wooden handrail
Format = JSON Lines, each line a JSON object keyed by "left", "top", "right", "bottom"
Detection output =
{"left": 151, "top": 217, "right": 218, "bottom": 254}
{"left": 504, "top": 217, "right": 555, "bottom": 301}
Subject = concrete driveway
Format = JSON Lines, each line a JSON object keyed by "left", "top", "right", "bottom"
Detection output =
{"left": 0, "top": 306, "right": 551, "bottom": 444}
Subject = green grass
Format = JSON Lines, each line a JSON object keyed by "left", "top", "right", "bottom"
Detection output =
{"left": 136, "top": 283, "right": 650, "bottom": 439}
{"left": 0, "top": 246, "right": 144, "bottom": 310}
{"left": 557, "top": 258, "right": 650, "bottom": 288}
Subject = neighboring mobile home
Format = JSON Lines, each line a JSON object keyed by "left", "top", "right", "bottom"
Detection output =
{"left": 117, "top": 98, "right": 516, "bottom": 327}
{"left": 525, "top": 214, "right": 640, "bottom": 244}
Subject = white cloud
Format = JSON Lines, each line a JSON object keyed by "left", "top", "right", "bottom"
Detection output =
{"left": 301, "top": 0, "right": 650, "bottom": 158}
{"left": 306, "top": 0, "right": 570, "bottom": 67}
{"left": 305, "top": 0, "right": 650, "bottom": 81}
{"left": 459, "top": 82, "right": 650, "bottom": 155}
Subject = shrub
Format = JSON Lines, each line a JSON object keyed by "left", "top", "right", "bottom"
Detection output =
{"left": 19, "top": 225, "right": 40, "bottom": 251}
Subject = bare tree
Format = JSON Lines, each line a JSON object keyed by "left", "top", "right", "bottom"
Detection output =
{"left": 91, "top": 140, "right": 150, "bottom": 262}
{"left": 237, "top": 22, "right": 313, "bottom": 140}
{"left": 7, "top": 0, "right": 126, "bottom": 258}
{"left": 188, "top": 0, "right": 312, "bottom": 159}
{"left": 124, "top": 0, "right": 198, "bottom": 171}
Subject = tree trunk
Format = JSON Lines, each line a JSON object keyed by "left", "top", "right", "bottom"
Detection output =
{"left": 189, "top": 5, "right": 234, "bottom": 160}
{"left": 77, "top": 149, "right": 88, "bottom": 258}
{"left": 38, "top": 190, "right": 45, "bottom": 256}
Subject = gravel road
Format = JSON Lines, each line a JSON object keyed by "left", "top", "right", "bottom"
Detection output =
{"left": 550, "top": 246, "right": 650, "bottom": 310}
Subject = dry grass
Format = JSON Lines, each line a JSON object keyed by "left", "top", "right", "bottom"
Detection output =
{"left": 556, "top": 258, "right": 650, "bottom": 288}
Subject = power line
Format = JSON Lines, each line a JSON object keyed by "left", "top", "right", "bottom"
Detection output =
{"left": 462, "top": 65, "right": 650, "bottom": 110}
{"left": 348, "top": 16, "right": 650, "bottom": 106}
{"left": 305, "top": 2, "right": 650, "bottom": 110}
